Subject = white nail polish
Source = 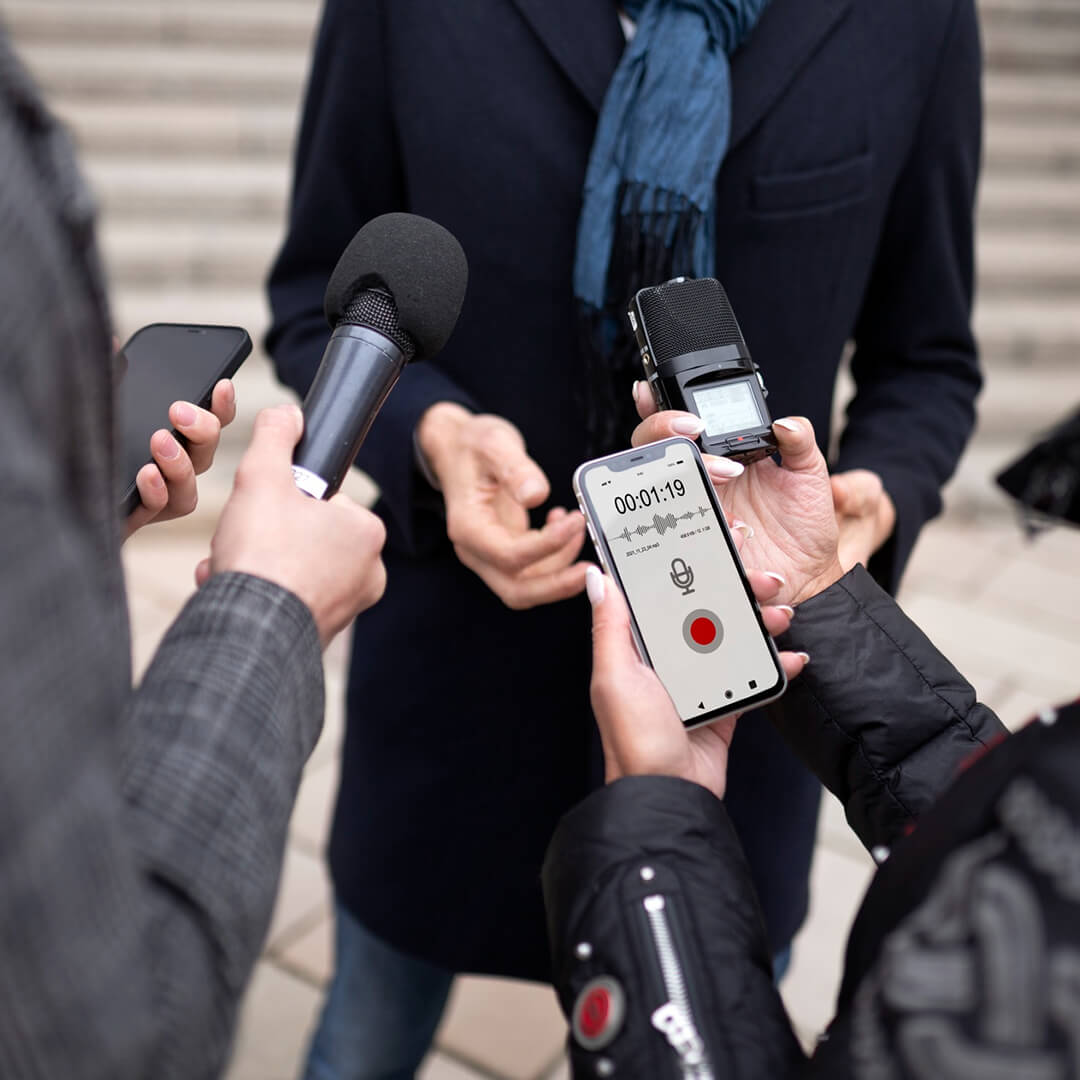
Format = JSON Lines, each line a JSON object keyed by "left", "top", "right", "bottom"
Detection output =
{"left": 631, "top": 380, "right": 640, "bottom": 403}
{"left": 731, "top": 520, "right": 755, "bottom": 539}
{"left": 671, "top": 416, "right": 706, "bottom": 436}
{"left": 774, "top": 418, "right": 801, "bottom": 433}
{"left": 585, "top": 566, "right": 605, "bottom": 606}
{"left": 706, "top": 457, "right": 745, "bottom": 478}
{"left": 776, "top": 605, "right": 795, "bottom": 618}
{"left": 764, "top": 571, "right": 786, "bottom": 586}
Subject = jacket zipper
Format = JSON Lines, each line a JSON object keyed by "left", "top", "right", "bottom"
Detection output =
{"left": 643, "top": 894, "right": 715, "bottom": 1080}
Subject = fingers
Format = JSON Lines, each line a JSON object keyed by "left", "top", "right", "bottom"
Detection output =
{"left": 746, "top": 568, "right": 785, "bottom": 604}
{"left": 760, "top": 605, "right": 794, "bottom": 637}
{"left": 630, "top": 410, "right": 705, "bottom": 448}
{"left": 235, "top": 405, "right": 304, "bottom": 490}
{"left": 194, "top": 557, "right": 211, "bottom": 587}
{"left": 771, "top": 417, "right": 825, "bottom": 475}
{"left": 456, "top": 545, "right": 589, "bottom": 609}
{"left": 632, "top": 380, "right": 658, "bottom": 421}
{"left": 169, "top": 400, "right": 222, "bottom": 475}
{"left": 830, "top": 469, "right": 883, "bottom": 518}
{"left": 586, "top": 565, "right": 643, "bottom": 675}
{"left": 472, "top": 422, "right": 550, "bottom": 508}
{"left": 779, "top": 650, "right": 810, "bottom": 683}
{"left": 211, "top": 379, "right": 237, "bottom": 428}
{"left": 702, "top": 453, "right": 747, "bottom": 483}
{"left": 450, "top": 508, "right": 585, "bottom": 576}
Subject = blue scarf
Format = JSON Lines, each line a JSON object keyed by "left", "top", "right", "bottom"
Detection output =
{"left": 575, "top": 0, "right": 771, "bottom": 449}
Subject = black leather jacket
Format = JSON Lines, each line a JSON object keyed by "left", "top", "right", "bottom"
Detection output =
{"left": 544, "top": 566, "right": 1080, "bottom": 1077}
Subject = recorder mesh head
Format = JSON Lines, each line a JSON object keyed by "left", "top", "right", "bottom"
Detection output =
{"left": 339, "top": 289, "right": 416, "bottom": 361}
{"left": 638, "top": 277, "right": 744, "bottom": 362}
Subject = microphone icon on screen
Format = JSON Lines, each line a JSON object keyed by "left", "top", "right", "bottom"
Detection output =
{"left": 670, "top": 558, "right": 696, "bottom": 596}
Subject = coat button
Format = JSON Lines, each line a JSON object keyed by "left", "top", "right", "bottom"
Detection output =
{"left": 572, "top": 976, "right": 626, "bottom": 1051}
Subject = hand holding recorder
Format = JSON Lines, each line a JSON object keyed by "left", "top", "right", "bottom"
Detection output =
{"left": 631, "top": 395, "right": 844, "bottom": 608}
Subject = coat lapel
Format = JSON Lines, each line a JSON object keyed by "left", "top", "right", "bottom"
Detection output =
{"left": 508, "top": 0, "right": 625, "bottom": 112}
{"left": 509, "top": 0, "right": 854, "bottom": 143}
{"left": 728, "top": 0, "right": 854, "bottom": 151}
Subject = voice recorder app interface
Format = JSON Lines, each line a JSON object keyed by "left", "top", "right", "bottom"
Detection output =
{"left": 582, "top": 440, "right": 782, "bottom": 724}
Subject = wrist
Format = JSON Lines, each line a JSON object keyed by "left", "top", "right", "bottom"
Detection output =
{"left": 793, "top": 556, "right": 846, "bottom": 606}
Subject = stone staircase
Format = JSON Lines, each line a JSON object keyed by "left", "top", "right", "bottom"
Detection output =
{"left": 6, "top": 0, "right": 1079, "bottom": 519}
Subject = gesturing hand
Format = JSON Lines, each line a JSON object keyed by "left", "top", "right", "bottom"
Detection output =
{"left": 631, "top": 390, "right": 843, "bottom": 605}
{"left": 417, "top": 402, "right": 588, "bottom": 609}
{"left": 125, "top": 379, "right": 237, "bottom": 538}
{"left": 587, "top": 563, "right": 808, "bottom": 800}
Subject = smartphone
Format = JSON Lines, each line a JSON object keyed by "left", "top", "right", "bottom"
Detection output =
{"left": 116, "top": 323, "right": 252, "bottom": 516}
{"left": 574, "top": 437, "right": 786, "bottom": 729}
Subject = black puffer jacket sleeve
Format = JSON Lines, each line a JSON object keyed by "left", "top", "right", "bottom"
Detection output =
{"left": 772, "top": 565, "right": 1008, "bottom": 854}
{"left": 543, "top": 776, "right": 804, "bottom": 1079}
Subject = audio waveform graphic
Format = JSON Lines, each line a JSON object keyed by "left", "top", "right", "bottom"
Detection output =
{"left": 608, "top": 506, "right": 711, "bottom": 544}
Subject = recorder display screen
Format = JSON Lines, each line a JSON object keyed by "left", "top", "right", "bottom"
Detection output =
{"left": 584, "top": 441, "right": 780, "bottom": 723}
{"left": 692, "top": 379, "right": 763, "bottom": 438}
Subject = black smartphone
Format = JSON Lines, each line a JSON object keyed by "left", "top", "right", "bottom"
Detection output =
{"left": 574, "top": 436, "right": 786, "bottom": 729}
{"left": 116, "top": 323, "right": 252, "bottom": 516}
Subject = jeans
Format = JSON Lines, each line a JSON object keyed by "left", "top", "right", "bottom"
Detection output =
{"left": 303, "top": 902, "right": 454, "bottom": 1080}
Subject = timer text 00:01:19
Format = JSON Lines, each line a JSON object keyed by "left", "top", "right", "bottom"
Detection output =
{"left": 613, "top": 479, "right": 686, "bottom": 515}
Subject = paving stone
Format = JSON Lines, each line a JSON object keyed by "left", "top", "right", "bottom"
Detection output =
{"left": 781, "top": 848, "right": 876, "bottom": 1044}
{"left": 225, "top": 962, "right": 322, "bottom": 1080}
{"left": 979, "top": 173, "right": 1080, "bottom": 228}
{"left": 816, "top": 791, "right": 876, "bottom": 867}
{"left": 277, "top": 907, "right": 335, "bottom": 989}
{"left": 434, "top": 977, "right": 568, "bottom": 1080}
{"left": 267, "top": 846, "right": 331, "bottom": 953}
{"left": 979, "top": 551, "right": 1080, "bottom": 639}
{"left": 977, "top": 229, "right": 1080, "bottom": 296}
{"left": 290, "top": 756, "right": 340, "bottom": 857}
{"left": 418, "top": 1053, "right": 493, "bottom": 1080}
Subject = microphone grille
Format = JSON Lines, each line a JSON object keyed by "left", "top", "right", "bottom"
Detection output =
{"left": 340, "top": 289, "right": 417, "bottom": 361}
{"left": 637, "top": 278, "right": 744, "bottom": 363}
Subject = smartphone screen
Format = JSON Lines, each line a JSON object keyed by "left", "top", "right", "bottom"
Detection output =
{"left": 576, "top": 437, "right": 785, "bottom": 727}
{"left": 117, "top": 323, "right": 251, "bottom": 513}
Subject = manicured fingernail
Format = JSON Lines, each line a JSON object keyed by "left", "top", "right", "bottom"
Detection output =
{"left": 159, "top": 433, "right": 181, "bottom": 460}
{"left": 764, "top": 570, "right": 786, "bottom": 586}
{"left": 731, "top": 520, "right": 755, "bottom": 539}
{"left": 671, "top": 416, "right": 706, "bottom": 436}
{"left": 796, "top": 652, "right": 811, "bottom": 665}
{"left": 173, "top": 402, "right": 196, "bottom": 427}
{"left": 517, "top": 479, "right": 544, "bottom": 503}
{"left": 776, "top": 605, "right": 795, "bottom": 619}
{"left": 705, "top": 456, "right": 745, "bottom": 479}
{"left": 774, "top": 417, "right": 801, "bottom": 433}
{"left": 631, "top": 380, "right": 640, "bottom": 403}
{"left": 585, "top": 565, "right": 605, "bottom": 606}
{"left": 223, "top": 379, "right": 235, "bottom": 403}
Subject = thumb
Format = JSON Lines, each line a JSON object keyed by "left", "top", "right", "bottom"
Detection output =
{"left": 240, "top": 405, "right": 304, "bottom": 483}
{"left": 772, "top": 416, "right": 826, "bottom": 476}
{"left": 587, "top": 566, "right": 642, "bottom": 676}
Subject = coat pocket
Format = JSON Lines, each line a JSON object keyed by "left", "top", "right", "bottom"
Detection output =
{"left": 751, "top": 152, "right": 873, "bottom": 216}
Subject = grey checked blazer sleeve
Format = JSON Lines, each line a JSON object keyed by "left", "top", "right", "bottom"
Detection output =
{"left": 0, "top": 32, "right": 326, "bottom": 1078}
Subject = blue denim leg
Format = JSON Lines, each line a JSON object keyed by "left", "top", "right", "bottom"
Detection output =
{"left": 303, "top": 901, "right": 455, "bottom": 1080}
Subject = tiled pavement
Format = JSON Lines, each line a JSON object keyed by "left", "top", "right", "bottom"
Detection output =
{"left": 123, "top": 401, "right": 1080, "bottom": 1077}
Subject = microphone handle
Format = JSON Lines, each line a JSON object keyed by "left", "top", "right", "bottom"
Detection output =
{"left": 292, "top": 324, "right": 407, "bottom": 500}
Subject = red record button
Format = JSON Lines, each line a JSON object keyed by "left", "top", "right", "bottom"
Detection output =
{"left": 571, "top": 976, "right": 626, "bottom": 1051}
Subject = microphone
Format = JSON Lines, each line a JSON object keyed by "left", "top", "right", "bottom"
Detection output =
{"left": 670, "top": 557, "right": 695, "bottom": 596}
{"left": 291, "top": 213, "right": 469, "bottom": 499}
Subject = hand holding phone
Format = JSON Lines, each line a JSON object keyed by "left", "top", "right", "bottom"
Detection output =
{"left": 117, "top": 323, "right": 251, "bottom": 523}
{"left": 575, "top": 437, "right": 787, "bottom": 729}
{"left": 586, "top": 562, "right": 804, "bottom": 799}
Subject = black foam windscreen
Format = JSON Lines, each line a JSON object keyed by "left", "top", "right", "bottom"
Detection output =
{"left": 637, "top": 277, "right": 744, "bottom": 363}
{"left": 324, "top": 213, "right": 468, "bottom": 363}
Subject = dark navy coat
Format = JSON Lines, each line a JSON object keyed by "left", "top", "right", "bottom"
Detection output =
{"left": 268, "top": 0, "right": 982, "bottom": 977}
